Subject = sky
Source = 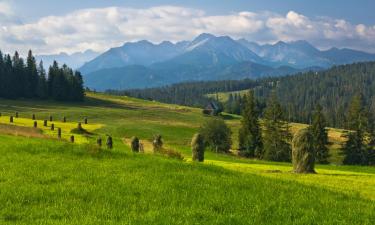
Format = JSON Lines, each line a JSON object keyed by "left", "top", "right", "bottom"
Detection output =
{"left": 1, "top": 0, "right": 375, "bottom": 55}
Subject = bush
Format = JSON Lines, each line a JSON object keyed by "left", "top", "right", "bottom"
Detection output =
{"left": 159, "top": 148, "right": 184, "bottom": 160}
{"left": 131, "top": 136, "right": 140, "bottom": 152}
{"left": 292, "top": 129, "right": 316, "bottom": 173}
{"left": 191, "top": 133, "right": 205, "bottom": 162}
{"left": 200, "top": 118, "right": 232, "bottom": 153}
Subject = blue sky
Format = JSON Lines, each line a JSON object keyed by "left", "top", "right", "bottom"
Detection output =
{"left": 1, "top": 0, "right": 375, "bottom": 54}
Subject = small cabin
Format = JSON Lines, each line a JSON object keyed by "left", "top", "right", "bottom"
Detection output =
{"left": 203, "top": 102, "right": 220, "bottom": 116}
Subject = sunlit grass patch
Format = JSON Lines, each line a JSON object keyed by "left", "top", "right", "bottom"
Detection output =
{"left": 0, "top": 116, "right": 103, "bottom": 144}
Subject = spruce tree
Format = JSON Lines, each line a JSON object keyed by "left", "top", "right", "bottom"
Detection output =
{"left": 342, "top": 94, "right": 368, "bottom": 165}
{"left": 263, "top": 91, "right": 291, "bottom": 162}
{"left": 36, "top": 61, "right": 48, "bottom": 99}
{"left": 310, "top": 104, "right": 329, "bottom": 164}
{"left": 238, "top": 90, "right": 263, "bottom": 157}
{"left": 25, "top": 50, "right": 38, "bottom": 97}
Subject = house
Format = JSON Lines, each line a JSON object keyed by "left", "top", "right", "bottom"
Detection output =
{"left": 203, "top": 102, "right": 220, "bottom": 116}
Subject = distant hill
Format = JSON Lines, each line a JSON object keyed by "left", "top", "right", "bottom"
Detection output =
{"left": 80, "top": 33, "right": 375, "bottom": 90}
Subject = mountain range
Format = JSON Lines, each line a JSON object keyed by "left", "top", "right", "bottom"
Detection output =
{"left": 77, "top": 33, "right": 375, "bottom": 91}
{"left": 35, "top": 50, "right": 99, "bottom": 69}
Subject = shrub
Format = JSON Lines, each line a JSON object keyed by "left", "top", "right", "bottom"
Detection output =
{"left": 202, "top": 109, "right": 211, "bottom": 115}
{"left": 292, "top": 129, "right": 316, "bottom": 173}
{"left": 159, "top": 148, "right": 184, "bottom": 160}
{"left": 131, "top": 136, "right": 140, "bottom": 152}
{"left": 200, "top": 118, "right": 232, "bottom": 153}
{"left": 191, "top": 133, "right": 205, "bottom": 162}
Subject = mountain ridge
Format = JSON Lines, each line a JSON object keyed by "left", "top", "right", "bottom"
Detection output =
{"left": 79, "top": 33, "right": 375, "bottom": 90}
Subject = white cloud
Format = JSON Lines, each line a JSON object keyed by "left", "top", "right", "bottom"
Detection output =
{"left": 0, "top": 5, "right": 375, "bottom": 54}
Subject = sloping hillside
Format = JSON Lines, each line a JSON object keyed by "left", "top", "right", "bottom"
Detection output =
{"left": 0, "top": 93, "right": 374, "bottom": 224}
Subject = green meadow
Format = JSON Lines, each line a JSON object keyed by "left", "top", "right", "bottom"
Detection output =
{"left": 0, "top": 93, "right": 374, "bottom": 224}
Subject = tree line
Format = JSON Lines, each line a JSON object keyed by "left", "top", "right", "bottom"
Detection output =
{"left": 200, "top": 90, "right": 374, "bottom": 165}
{"left": 122, "top": 61, "right": 375, "bottom": 130}
{"left": 0, "top": 50, "right": 84, "bottom": 101}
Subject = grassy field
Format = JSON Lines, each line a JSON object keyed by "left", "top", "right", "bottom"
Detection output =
{"left": 0, "top": 92, "right": 374, "bottom": 224}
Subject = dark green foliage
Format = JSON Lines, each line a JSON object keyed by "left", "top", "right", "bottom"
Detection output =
{"left": 341, "top": 94, "right": 369, "bottom": 165}
{"left": 238, "top": 90, "right": 263, "bottom": 157}
{"left": 310, "top": 104, "right": 329, "bottom": 164}
{"left": 191, "top": 133, "right": 205, "bottom": 162}
{"left": 111, "top": 79, "right": 259, "bottom": 108}
{"left": 123, "top": 61, "right": 375, "bottom": 130}
{"left": 131, "top": 136, "right": 140, "bottom": 152}
{"left": 292, "top": 129, "right": 316, "bottom": 173}
{"left": 200, "top": 118, "right": 232, "bottom": 153}
{"left": 0, "top": 50, "right": 84, "bottom": 101}
{"left": 263, "top": 92, "right": 292, "bottom": 162}
{"left": 152, "top": 135, "right": 163, "bottom": 152}
{"left": 106, "top": 136, "right": 113, "bottom": 149}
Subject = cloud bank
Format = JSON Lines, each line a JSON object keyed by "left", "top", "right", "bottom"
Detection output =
{"left": 1, "top": 4, "right": 375, "bottom": 54}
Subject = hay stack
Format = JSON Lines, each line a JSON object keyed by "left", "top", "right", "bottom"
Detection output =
{"left": 292, "top": 129, "right": 316, "bottom": 174}
{"left": 191, "top": 133, "right": 205, "bottom": 162}
{"left": 131, "top": 136, "right": 140, "bottom": 152}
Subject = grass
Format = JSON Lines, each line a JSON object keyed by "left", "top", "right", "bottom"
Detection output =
{"left": 0, "top": 92, "right": 374, "bottom": 224}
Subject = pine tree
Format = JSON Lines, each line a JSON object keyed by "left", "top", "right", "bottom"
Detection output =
{"left": 36, "top": 61, "right": 48, "bottom": 99}
{"left": 310, "top": 104, "right": 329, "bottom": 164}
{"left": 342, "top": 94, "right": 368, "bottom": 165}
{"left": 263, "top": 91, "right": 291, "bottom": 162}
{"left": 25, "top": 50, "right": 38, "bottom": 97}
{"left": 238, "top": 90, "right": 263, "bottom": 157}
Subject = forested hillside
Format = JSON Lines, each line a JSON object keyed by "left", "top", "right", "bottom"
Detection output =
{"left": 0, "top": 50, "right": 84, "bottom": 101}
{"left": 120, "top": 61, "right": 375, "bottom": 129}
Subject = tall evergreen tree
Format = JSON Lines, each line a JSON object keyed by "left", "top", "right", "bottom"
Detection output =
{"left": 36, "top": 61, "right": 48, "bottom": 99}
{"left": 25, "top": 50, "right": 38, "bottom": 97}
{"left": 310, "top": 104, "right": 329, "bottom": 164}
{"left": 238, "top": 90, "right": 263, "bottom": 157}
{"left": 341, "top": 94, "right": 368, "bottom": 165}
{"left": 263, "top": 91, "right": 291, "bottom": 162}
